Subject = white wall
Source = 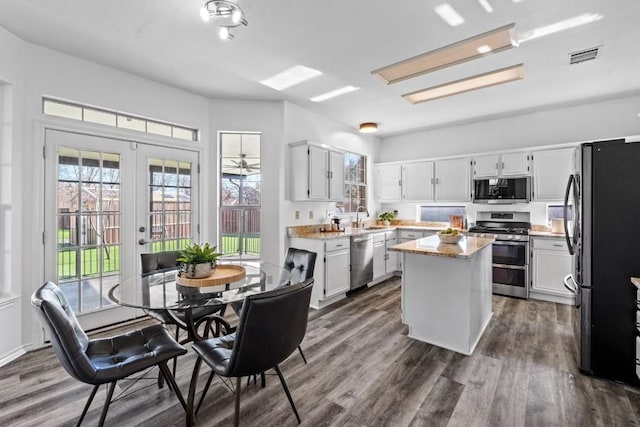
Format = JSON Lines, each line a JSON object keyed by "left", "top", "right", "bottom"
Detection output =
{"left": 381, "top": 92, "right": 640, "bottom": 161}
{"left": 283, "top": 101, "right": 381, "bottom": 228}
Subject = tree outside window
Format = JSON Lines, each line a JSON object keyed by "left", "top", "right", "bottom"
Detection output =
{"left": 336, "top": 152, "right": 367, "bottom": 213}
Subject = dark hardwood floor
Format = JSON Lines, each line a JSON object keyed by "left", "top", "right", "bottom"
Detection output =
{"left": 2, "top": 278, "right": 639, "bottom": 426}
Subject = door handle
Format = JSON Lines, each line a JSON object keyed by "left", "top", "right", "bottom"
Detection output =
{"left": 563, "top": 274, "right": 577, "bottom": 294}
{"left": 138, "top": 239, "right": 152, "bottom": 245}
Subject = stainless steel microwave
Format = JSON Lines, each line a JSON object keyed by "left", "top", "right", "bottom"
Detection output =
{"left": 473, "top": 176, "right": 531, "bottom": 204}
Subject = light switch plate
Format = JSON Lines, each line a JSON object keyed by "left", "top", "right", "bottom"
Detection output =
{"left": 326, "top": 210, "right": 333, "bottom": 219}
{"left": 309, "top": 210, "right": 314, "bottom": 219}
{"left": 295, "top": 210, "right": 300, "bottom": 219}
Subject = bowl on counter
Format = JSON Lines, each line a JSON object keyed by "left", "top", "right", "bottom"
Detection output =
{"left": 437, "top": 232, "right": 463, "bottom": 244}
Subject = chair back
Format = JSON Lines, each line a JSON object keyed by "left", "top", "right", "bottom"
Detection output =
{"left": 225, "top": 278, "right": 314, "bottom": 377}
{"left": 141, "top": 251, "right": 181, "bottom": 275}
{"left": 31, "top": 282, "right": 96, "bottom": 383}
{"left": 281, "top": 248, "right": 317, "bottom": 285}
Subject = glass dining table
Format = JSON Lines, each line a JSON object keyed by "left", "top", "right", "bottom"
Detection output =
{"left": 109, "top": 261, "right": 290, "bottom": 341}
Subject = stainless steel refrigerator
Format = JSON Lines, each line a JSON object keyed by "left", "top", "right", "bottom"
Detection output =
{"left": 563, "top": 139, "right": 640, "bottom": 387}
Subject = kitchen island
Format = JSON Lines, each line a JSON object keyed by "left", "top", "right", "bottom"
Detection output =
{"left": 390, "top": 234, "right": 494, "bottom": 355}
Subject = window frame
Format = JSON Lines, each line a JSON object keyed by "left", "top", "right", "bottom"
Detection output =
{"left": 337, "top": 151, "right": 367, "bottom": 214}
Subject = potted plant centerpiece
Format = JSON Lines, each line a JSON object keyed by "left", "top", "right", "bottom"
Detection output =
{"left": 379, "top": 211, "right": 397, "bottom": 226}
{"left": 178, "top": 243, "right": 221, "bottom": 279}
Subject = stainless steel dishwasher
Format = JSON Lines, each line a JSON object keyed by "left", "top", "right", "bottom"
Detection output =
{"left": 350, "top": 234, "right": 373, "bottom": 290}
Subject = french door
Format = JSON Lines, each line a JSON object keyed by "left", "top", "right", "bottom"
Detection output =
{"left": 44, "top": 129, "right": 199, "bottom": 331}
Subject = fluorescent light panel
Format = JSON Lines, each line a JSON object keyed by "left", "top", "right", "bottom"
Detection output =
{"left": 435, "top": 3, "right": 465, "bottom": 26}
{"left": 372, "top": 23, "right": 516, "bottom": 85}
{"left": 478, "top": 0, "right": 493, "bottom": 13}
{"left": 260, "top": 65, "right": 322, "bottom": 91}
{"left": 310, "top": 86, "right": 359, "bottom": 102}
{"left": 402, "top": 64, "right": 525, "bottom": 104}
{"left": 518, "top": 13, "right": 603, "bottom": 43}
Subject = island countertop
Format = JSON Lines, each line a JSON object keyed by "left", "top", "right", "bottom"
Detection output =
{"left": 390, "top": 235, "right": 494, "bottom": 259}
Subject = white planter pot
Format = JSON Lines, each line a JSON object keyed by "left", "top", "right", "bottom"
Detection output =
{"left": 183, "top": 262, "right": 215, "bottom": 279}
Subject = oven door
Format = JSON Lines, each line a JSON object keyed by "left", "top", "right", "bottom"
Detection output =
{"left": 491, "top": 241, "right": 529, "bottom": 298}
{"left": 492, "top": 241, "right": 527, "bottom": 266}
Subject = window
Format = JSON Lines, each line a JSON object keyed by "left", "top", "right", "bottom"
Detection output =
{"left": 219, "top": 132, "right": 261, "bottom": 258}
{"left": 420, "top": 205, "right": 466, "bottom": 222}
{"left": 42, "top": 98, "right": 198, "bottom": 142}
{"left": 336, "top": 152, "right": 367, "bottom": 213}
{"left": 548, "top": 204, "right": 573, "bottom": 225}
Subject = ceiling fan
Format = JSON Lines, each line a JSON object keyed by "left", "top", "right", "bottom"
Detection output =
{"left": 225, "top": 153, "right": 260, "bottom": 172}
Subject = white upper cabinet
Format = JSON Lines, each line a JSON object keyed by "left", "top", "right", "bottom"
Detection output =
{"left": 375, "top": 164, "right": 402, "bottom": 202}
{"left": 532, "top": 147, "right": 573, "bottom": 201}
{"left": 290, "top": 141, "right": 345, "bottom": 201}
{"left": 474, "top": 152, "right": 530, "bottom": 177}
{"left": 435, "top": 158, "right": 471, "bottom": 202}
{"left": 402, "top": 161, "right": 435, "bottom": 201}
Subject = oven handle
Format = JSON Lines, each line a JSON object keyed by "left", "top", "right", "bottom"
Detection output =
{"left": 492, "top": 241, "right": 529, "bottom": 246}
{"left": 492, "top": 263, "right": 527, "bottom": 270}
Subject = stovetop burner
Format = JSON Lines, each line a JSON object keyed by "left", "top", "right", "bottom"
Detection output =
{"left": 468, "top": 221, "right": 531, "bottom": 236}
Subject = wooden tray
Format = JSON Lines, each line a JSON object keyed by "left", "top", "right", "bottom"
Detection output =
{"left": 176, "top": 265, "right": 246, "bottom": 287}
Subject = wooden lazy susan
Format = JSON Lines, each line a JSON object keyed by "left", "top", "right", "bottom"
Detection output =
{"left": 176, "top": 265, "right": 246, "bottom": 287}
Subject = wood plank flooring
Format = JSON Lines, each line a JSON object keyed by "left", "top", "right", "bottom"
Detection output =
{"left": 2, "top": 278, "right": 639, "bottom": 426}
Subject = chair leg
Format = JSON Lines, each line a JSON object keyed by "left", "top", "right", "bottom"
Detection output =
{"left": 261, "top": 372, "right": 266, "bottom": 388}
{"left": 274, "top": 364, "right": 301, "bottom": 424}
{"left": 159, "top": 362, "right": 186, "bottom": 410}
{"left": 234, "top": 376, "right": 242, "bottom": 427}
{"left": 98, "top": 381, "right": 117, "bottom": 427}
{"left": 186, "top": 357, "right": 203, "bottom": 427}
{"left": 76, "top": 384, "right": 99, "bottom": 427}
{"left": 297, "top": 345, "right": 308, "bottom": 364}
{"left": 196, "top": 370, "right": 216, "bottom": 415}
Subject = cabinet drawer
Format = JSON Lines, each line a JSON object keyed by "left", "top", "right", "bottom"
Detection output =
{"left": 373, "top": 233, "right": 385, "bottom": 244}
{"left": 325, "top": 239, "right": 349, "bottom": 252}
{"left": 532, "top": 238, "right": 568, "bottom": 251}
{"left": 399, "top": 230, "right": 423, "bottom": 240}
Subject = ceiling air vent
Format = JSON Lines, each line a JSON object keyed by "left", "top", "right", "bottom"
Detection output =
{"left": 569, "top": 47, "right": 600, "bottom": 64}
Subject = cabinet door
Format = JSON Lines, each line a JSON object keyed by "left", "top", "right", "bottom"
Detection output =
{"left": 474, "top": 154, "right": 500, "bottom": 177}
{"left": 325, "top": 249, "right": 350, "bottom": 298}
{"left": 435, "top": 158, "right": 471, "bottom": 202}
{"left": 386, "top": 236, "right": 398, "bottom": 273}
{"left": 403, "top": 161, "right": 434, "bottom": 201}
{"left": 373, "top": 242, "right": 386, "bottom": 280}
{"left": 329, "top": 150, "right": 345, "bottom": 201}
{"left": 501, "top": 152, "right": 530, "bottom": 176}
{"left": 531, "top": 248, "right": 572, "bottom": 296}
{"left": 308, "top": 145, "right": 329, "bottom": 200}
{"left": 532, "top": 148, "right": 573, "bottom": 200}
{"left": 375, "top": 164, "right": 402, "bottom": 202}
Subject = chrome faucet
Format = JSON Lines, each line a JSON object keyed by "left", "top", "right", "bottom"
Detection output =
{"left": 355, "top": 206, "right": 369, "bottom": 228}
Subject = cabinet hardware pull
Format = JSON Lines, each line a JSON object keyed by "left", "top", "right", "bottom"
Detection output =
{"left": 553, "top": 244, "right": 563, "bottom": 247}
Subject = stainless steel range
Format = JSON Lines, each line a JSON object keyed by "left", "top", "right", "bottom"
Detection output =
{"left": 468, "top": 211, "right": 531, "bottom": 299}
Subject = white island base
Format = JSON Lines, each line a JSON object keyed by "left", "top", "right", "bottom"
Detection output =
{"left": 400, "top": 239, "right": 493, "bottom": 355}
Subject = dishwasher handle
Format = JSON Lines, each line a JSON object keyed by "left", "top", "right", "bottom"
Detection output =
{"left": 351, "top": 237, "right": 372, "bottom": 243}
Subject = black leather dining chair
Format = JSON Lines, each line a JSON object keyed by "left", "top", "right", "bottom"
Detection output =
{"left": 31, "top": 281, "right": 187, "bottom": 427}
{"left": 186, "top": 278, "right": 314, "bottom": 427}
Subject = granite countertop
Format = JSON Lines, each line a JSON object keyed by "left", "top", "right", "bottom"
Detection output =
{"left": 389, "top": 235, "right": 495, "bottom": 259}
{"left": 288, "top": 222, "right": 456, "bottom": 240}
{"left": 631, "top": 277, "right": 640, "bottom": 290}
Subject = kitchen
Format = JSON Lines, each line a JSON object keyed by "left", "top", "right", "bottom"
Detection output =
{"left": 1, "top": 0, "right": 640, "bottom": 425}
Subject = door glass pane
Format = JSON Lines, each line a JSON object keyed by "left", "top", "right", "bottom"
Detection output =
{"left": 146, "top": 158, "right": 192, "bottom": 253}
{"left": 220, "top": 132, "right": 261, "bottom": 258}
{"left": 56, "top": 148, "right": 120, "bottom": 313}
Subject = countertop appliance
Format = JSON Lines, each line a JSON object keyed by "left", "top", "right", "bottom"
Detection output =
{"left": 350, "top": 234, "right": 373, "bottom": 291}
{"left": 468, "top": 211, "right": 531, "bottom": 299}
{"left": 563, "top": 139, "right": 640, "bottom": 387}
{"left": 473, "top": 177, "right": 531, "bottom": 204}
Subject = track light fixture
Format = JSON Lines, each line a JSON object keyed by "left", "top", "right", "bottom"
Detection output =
{"left": 200, "top": 0, "right": 247, "bottom": 40}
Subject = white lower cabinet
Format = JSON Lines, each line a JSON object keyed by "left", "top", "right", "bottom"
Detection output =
{"left": 373, "top": 233, "right": 386, "bottom": 280}
{"left": 385, "top": 232, "right": 399, "bottom": 273}
{"left": 530, "top": 237, "right": 573, "bottom": 303}
{"left": 289, "top": 237, "right": 350, "bottom": 309}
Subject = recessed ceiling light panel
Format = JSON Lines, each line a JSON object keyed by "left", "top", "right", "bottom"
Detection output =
{"left": 478, "top": 0, "right": 493, "bottom": 13}
{"left": 260, "top": 65, "right": 322, "bottom": 91}
{"left": 518, "top": 13, "right": 603, "bottom": 43}
{"left": 435, "top": 3, "right": 465, "bottom": 27}
{"left": 310, "top": 86, "right": 359, "bottom": 102}
{"left": 402, "top": 64, "right": 525, "bottom": 104}
{"left": 372, "top": 23, "right": 517, "bottom": 85}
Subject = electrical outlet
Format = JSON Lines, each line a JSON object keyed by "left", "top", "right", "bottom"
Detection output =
{"left": 295, "top": 210, "right": 300, "bottom": 220}
{"left": 309, "top": 210, "right": 314, "bottom": 219}
{"left": 326, "top": 210, "right": 333, "bottom": 219}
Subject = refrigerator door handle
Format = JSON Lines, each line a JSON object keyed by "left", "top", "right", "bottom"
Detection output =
{"left": 563, "top": 174, "right": 575, "bottom": 255}
{"left": 563, "top": 274, "right": 577, "bottom": 294}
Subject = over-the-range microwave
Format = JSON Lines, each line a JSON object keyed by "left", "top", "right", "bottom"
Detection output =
{"left": 473, "top": 176, "right": 531, "bottom": 204}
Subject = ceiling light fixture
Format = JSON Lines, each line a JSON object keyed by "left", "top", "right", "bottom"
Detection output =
{"left": 359, "top": 122, "right": 378, "bottom": 133}
{"left": 310, "top": 86, "right": 360, "bottom": 102}
{"left": 518, "top": 13, "right": 603, "bottom": 43}
{"left": 402, "top": 63, "right": 525, "bottom": 104}
{"left": 372, "top": 23, "right": 517, "bottom": 85}
{"left": 260, "top": 65, "right": 323, "bottom": 91}
{"left": 200, "top": 0, "right": 248, "bottom": 40}
{"left": 478, "top": 0, "right": 493, "bottom": 13}
{"left": 435, "top": 3, "right": 465, "bottom": 27}
{"left": 477, "top": 44, "right": 492, "bottom": 54}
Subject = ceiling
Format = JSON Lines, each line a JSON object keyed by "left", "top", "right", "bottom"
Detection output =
{"left": 1, "top": 0, "right": 639, "bottom": 137}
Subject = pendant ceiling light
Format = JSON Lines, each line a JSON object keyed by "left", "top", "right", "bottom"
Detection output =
{"left": 200, "top": 0, "right": 248, "bottom": 40}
